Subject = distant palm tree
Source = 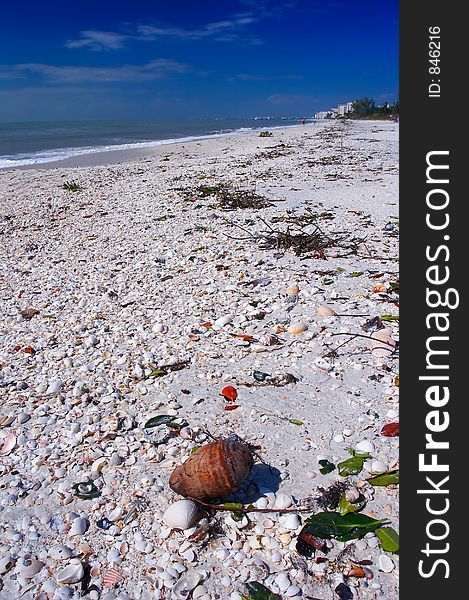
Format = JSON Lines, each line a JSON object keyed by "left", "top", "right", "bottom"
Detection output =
{"left": 351, "top": 97, "right": 376, "bottom": 117}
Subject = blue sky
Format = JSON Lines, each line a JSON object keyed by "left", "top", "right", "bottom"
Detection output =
{"left": 0, "top": 0, "right": 398, "bottom": 121}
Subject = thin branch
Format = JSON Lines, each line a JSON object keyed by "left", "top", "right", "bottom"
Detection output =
{"left": 188, "top": 497, "right": 313, "bottom": 514}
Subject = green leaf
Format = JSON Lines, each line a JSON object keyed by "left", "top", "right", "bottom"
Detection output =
{"left": 144, "top": 415, "right": 176, "bottom": 428}
{"left": 380, "top": 315, "right": 399, "bottom": 322}
{"left": 223, "top": 502, "right": 244, "bottom": 510}
{"left": 288, "top": 418, "right": 303, "bottom": 426}
{"left": 319, "top": 459, "right": 336, "bottom": 475}
{"left": 223, "top": 502, "right": 248, "bottom": 521}
{"left": 376, "top": 527, "right": 400, "bottom": 552}
{"left": 323, "top": 278, "right": 334, "bottom": 285}
{"left": 338, "top": 451, "right": 370, "bottom": 476}
{"left": 242, "top": 582, "right": 281, "bottom": 600}
{"left": 368, "top": 470, "right": 399, "bottom": 486}
{"left": 304, "top": 511, "right": 385, "bottom": 542}
{"left": 338, "top": 493, "right": 366, "bottom": 516}
{"left": 349, "top": 272, "right": 363, "bottom": 277}
{"left": 146, "top": 368, "right": 168, "bottom": 378}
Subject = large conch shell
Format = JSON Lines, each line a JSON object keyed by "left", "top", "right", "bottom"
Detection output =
{"left": 169, "top": 436, "right": 254, "bottom": 500}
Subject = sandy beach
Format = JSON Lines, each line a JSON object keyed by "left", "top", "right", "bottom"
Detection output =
{"left": 0, "top": 120, "right": 399, "bottom": 600}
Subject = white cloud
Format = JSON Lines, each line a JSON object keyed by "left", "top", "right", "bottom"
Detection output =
{"left": 65, "top": 15, "right": 261, "bottom": 51}
{"left": 0, "top": 60, "right": 188, "bottom": 83}
{"left": 65, "top": 30, "right": 129, "bottom": 51}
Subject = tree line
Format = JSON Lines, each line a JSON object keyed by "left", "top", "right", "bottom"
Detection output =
{"left": 349, "top": 97, "right": 399, "bottom": 119}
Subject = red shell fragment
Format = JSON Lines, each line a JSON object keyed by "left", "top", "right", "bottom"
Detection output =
{"left": 381, "top": 422, "right": 399, "bottom": 437}
{"left": 221, "top": 386, "right": 238, "bottom": 402}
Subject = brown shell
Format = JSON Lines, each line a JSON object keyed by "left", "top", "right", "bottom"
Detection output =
{"left": 169, "top": 437, "right": 254, "bottom": 500}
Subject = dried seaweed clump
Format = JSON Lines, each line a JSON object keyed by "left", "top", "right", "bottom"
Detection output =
{"left": 179, "top": 183, "right": 273, "bottom": 210}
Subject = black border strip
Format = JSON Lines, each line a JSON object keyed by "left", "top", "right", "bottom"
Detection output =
{"left": 401, "top": 1, "right": 463, "bottom": 594}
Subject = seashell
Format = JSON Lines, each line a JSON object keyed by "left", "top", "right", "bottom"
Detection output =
{"left": 18, "top": 558, "right": 45, "bottom": 579}
{"left": 163, "top": 500, "right": 201, "bottom": 530}
{"left": 49, "top": 545, "right": 74, "bottom": 561}
{"left": 258, "top": 334, "right": 282, "bottom": 346}
{"left": 97, "top": 518, "right": 114, "bottom": 530}
{"left": 169, "top": 436, "right": 254, "bottom": 500}
{"left": 56, "top": 559, "right": 85, "bottom": 584}
{"left": 282, "top": 514, "right": 301, "bottom": 530}
{"left": 346, "top": 566, "right": 366, "bottom": 578}
{"left": 20, "top": 307, "right": 40, "bottom": 319}
{"left": 70, "top": 517, "right": 88, "bottom": 536}
{"left": 212, "top": 315, "right": 233, "bottom": 330}
{"left": 172, "top": 571, "right": 202, "bottom": 599}
{"left": 152, "top": 322, "right": 167, "bottom": 334}
{"left": 316, "top": 305, "right": 336, "bottom": 317}
{"left": 371, "top": 459, "right": 388, "bottom": 473}
{"left": 369, "top": 327, "right": 396, "bottom": 357}
{"left": 108, "top": 506, "right": 124, "bottom": 521}
{"left": 221, "top": 386, "right": 238, "bottom": 401}
{"left": 274, "top": 493, "right": 293, "bottom": 510}
{"left": 91, "top": 457, "right": 108, "bottom": 474}
{"left": 0, "top": 433, "right": 16, "bottom": 456}
{"left": 378, "top": 554, "right": 395, "bottom": 573}
{"left": 104, "top": 415, "right": 120, "bottom": 432}
{"left": 274, "top": 324, "right": 287, "bottom": 333}
{"left": 356, "top": 440, "right": 375, "bottom": 453}
{"left": 72, "top": 480, "right": 100, "bottom": 499}
{"left": 275, "top": 572, "right": 291, "bottom": 592}
{"left": 286, "top": 285, "right": 300, "bottom": 296}
{"left": 46, "top": 379, "right": 63, "bottom": 395}
{"left": 103, "top": 566, "right": 122, "bottom": 586}
{"left": 287, "top": 322, "right": 308, "bottom": 335}
{"left": 0, "top": 555, "right": 16, "bottom": 575}
{"left": 0, "top": 414, "right": 14, "bottom": 427}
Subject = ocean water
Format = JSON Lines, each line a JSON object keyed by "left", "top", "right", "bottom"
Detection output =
{"left": 0, "top": 118, "right": 304, "bottom": 168}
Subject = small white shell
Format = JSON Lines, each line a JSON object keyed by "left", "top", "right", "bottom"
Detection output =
{"left": 152, "top": 322, "right": 167, "bottom": 334}
{"left": 274, "top": 493, "right": 293, "bottom": 510}
{"left": 163, "top": 500, "right": 201, "bottom": 530}
{"left": 56, "top": 559, "right": 85, "bottom": 584}
{"left": 356, "top": 440, "right": 375, "bottom": 453}
{"left": 275, "top": 572, "right": 291, "bottom": 592}
{"left": 371, "top": 459, "right": 388, "bottom": 473}
{"left": 282, "top": 514, "right": 301, "bottom": 530}
{"left": 108, "top": 506, "right": 124, "bottom": 521}
{"left": 378, "top": 554, "right": 395, "bottom": 573}
{"left": 46, "top": 379, "right": 63, "bottom": 394}
{"left": 287, "top": 322, "right": 308, "bottom": 334}
{"left": 49, "top": 545, "right": 74, "bottom": 561}
{"left": 212, "top": 315, "right": 233, "bottom": 330}
{"left": 70, "top": 517, "right": 88, "bottom": 536}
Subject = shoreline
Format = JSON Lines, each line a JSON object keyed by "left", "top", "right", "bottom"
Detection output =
{"left": 1, "top": 122, "right": 308, "bottom": 171}
{"left": 0, "top": 119, "right": 399, "bottom": 600}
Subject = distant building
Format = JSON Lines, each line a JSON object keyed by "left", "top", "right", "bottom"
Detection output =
{"left": 336, "top": 102, "right": 354, "bottom": 116}
{"left": 315, "top": 101, "right": 354, "bottom": 120}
